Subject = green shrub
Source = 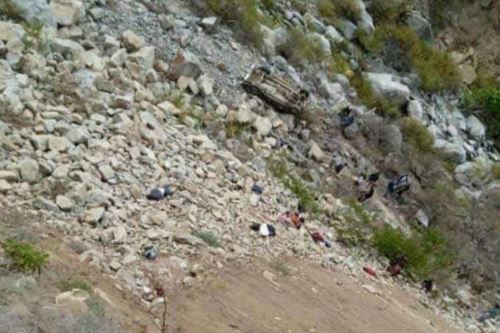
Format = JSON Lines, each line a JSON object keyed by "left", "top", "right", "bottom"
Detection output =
{"left": 358, "top": 25, "right": 460, "bottom": 92}
{"left": 463, "top": 87, "right": 500, "bottom": 138}
{"left": 192, "top": 231, "right": 222, "bottom": 248}
{"left": 1, "top": 239, "right": 49, "bottom": 275}
{"left": 317, "top": 0, "right": 337, "bottom": 23}
{"left": 58, "top": 279, "right": 92, "bottom": 293}
{"left": 280, "top": 28, "right": 328, "bottom": 66}
{"left": 373, "top": 226, "right": 453, "bottom": 279}
{"left": 369, "top": 0, "right": 410, "bottom": 23}
{"left": 351, "top": 73, "right": 399, "bottom": 118}
{"left": 318, "top": 0, "right": 362, "bottom": 23}
{"left": 267, "top": 155, "right": 321, "bottom": 214}
{"left": 492, "top": 163, "right": 500, "bottom": 180}
{"left": 269, "top": 258, "right": 290, "bottom": 275}
{"left": 205, "top": 0, "right": 264, "bottom": 47}
{"left": 400, "top": 118, "right": 435, "bottom": 154}
{"left": 261, "top": 0, "right": 276, "bottom": 10}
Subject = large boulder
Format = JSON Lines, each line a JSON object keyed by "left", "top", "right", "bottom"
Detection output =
{"left": 308, "top": 32, "right": 331, "bottom": 57}
{"left": 52, "top": 38, "right": 84, "bottom": 59}
{"left": 406, "top": 11, "right": 433, "bottom": 41}
{"left": 0, "top": 22, "right": 26, "bottom": 43}
{"left": 434, "top": 139, "right": 467, "bottom": 164}
{"left": 49, "top": 0, "right": 84, "bottom": 27}
{"left": 407, "top": 99, "right": 424, "bottom": 120}
{"left": 337, "top": 19, "right": 357, "bottom": 40}
{"left": 304, "top": 12, "right": 326, "bottom": 33}
{"left": 466, "top": 115, "right": 486, "bottom": 140}
{"left": 19, "top": 158, "right": 40, "bottom": 183}
{"left": 365, "top": 72, "right": 410, "bottom": 107}
{"left": 324, "top": 26, "right": 344, "bottom": 44}
{"left": 1, "top": 0, "right": 55, "bottom": 26}
{"left": 354, "top": 0, "right": 375, "bottom": 35}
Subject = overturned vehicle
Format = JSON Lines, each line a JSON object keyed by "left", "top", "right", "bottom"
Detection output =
{"left": 242, "top": 65, "right": 310, "bottom": 115}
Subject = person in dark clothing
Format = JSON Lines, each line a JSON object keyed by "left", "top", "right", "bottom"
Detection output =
{"left": 385, "top": 174, "right": 410, "bottom": 199}
{"left": 357, "top": 186, "right": 374, "bottom": 202}
{"left": 387, "top": 255, "right": 408, "bottom": 277}
{"left": 422, "top": 279, "right": 434, "bottom": 293}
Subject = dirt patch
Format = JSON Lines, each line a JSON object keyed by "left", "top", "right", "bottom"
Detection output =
{"left": 166, "top": 259, "right": 463, "bottom": 333}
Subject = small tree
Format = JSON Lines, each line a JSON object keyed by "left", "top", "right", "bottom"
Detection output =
{"left": 1, "top": 239, "right": 49, "bottom": 275}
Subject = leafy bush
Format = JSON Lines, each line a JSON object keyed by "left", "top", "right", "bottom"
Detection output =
{"left": 317, "top": 0, "right": 337, "bottom": 23}
{"left": 358, "top": 25, "right": 460, "bottom": 92}
{"left": 373, "top": 226, "right": 453, "bottom": 279}
{"left": 261, "top": 0, "right": 276, "bottom": 10}
{"left": 205, "top": 0, "right": 264, "bottom": 47}
{"left": 318, "top": 0, "right": 362, "bottom": 23}
{"left": 369, "top": 0, "right": 410, "bottom": 23}
{"left": 1, "top": 239, "right": 49, "bottom": 274}
{"left": 279, "top": 28, "right": 328, "bottom": 66}
{"left": 192, "top": 231, "right": 222, "bottom": 248}
{"left": 463, "top": 87, "right": 500, "bottom": 139}
{"left": 400, "top": 118, "right": 435, "bottom": 154}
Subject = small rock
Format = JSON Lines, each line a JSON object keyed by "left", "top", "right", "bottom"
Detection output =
{"left": 174, "top": 234, "right": 203, "bottom": 247}
{"left": 362, "top": 284, "right": 379, "bottom": 295}
{"left": 122, "top": 30, "right": 145, "bottom": 51}
{"left": 109, "top": 261, "right": 122, "bottom": 271}
{"left": 19, "top": 159, "right": 40, "bottom": 183}
{"left": 0, "top": 179, "right": 12, "bottom": 193}
{"left": 98, "top": 164, "right": 116, "bottom": 183}
{"left": 308, "top": 140, "right": 325, "bottom": 162}
{"left": 82, "top": 207, "right": 105, "bottom": 225}
{"left": 55, "top": 289, "right": 90, "bottom": 315}
{"left": 253, "top": 116, "right": 273, "bottom": 136}
{"left": 56, "top": 195, "right": 74, "bottom": 212}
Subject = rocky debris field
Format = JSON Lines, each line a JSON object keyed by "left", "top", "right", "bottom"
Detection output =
{"left": 0, "top": 0, "right": 499, "bottom": 332}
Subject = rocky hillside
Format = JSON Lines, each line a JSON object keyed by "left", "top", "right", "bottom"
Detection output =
{"left": 0, "top": 0, "right": 499, "bottom": 332}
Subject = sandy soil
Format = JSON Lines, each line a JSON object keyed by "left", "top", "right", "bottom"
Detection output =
{"left": 166, "top": 259, "right": 463, "bottom": 333}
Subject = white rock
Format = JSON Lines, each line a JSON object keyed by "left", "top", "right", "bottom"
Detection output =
{"left": 253, "top": 116, "right": 273, "bottom": 136}
{"left": 55, "top": 289, "right": 90, "bottom": 315}
{"left": 0, "top": 22, "right": 26, "bottom": 43}
{"left": 466, "top": 115, "right": 486, "bottom": 140}
{"left": 324, "top": 25, "right": 344, "bottom": 44}
{"left": 197, "top": 75, "right": 214, "bottom": 97}
{"left": 98, "top": 164, "right": 116, "bottom": 183}
{"left": 65, "top": 127, "right": 90, "bottom": 144}
{"left": 200, "top": 16, "right": 218, "bottom": 30}
{"left": 110, "top": 48, "right": 127, "bottom": 67}
{"left": 48, "top": 136, "right": 71, "bottom": 152}
{"left": 0, "top": 170, "right": 18, "bottom": 181}
{"left": 308, "top": 140, "right": 325, "bottom": 162}
{"left": 19, "top": 159, "right": 40, "bottom": 183}
{"left": 407, "top": 99, "right": 423, "bottom": 120}
{"left": 365, "top": 72, "right": 410, "bottom": 107}
{"left": 415, "top": 209, "right": 429, "bottom": 227}
{"left": 122, "top": 30, "right": 145, "bottom": 51}
{"left": 127, "top": 46, "right": 155, "bottom": 71}
{"left": 158, "top": 100, "right": 181, "bottom": 116}
{"left": 50, "top": 0, "right": 85, "bottom": 26}
{"left": 2, "top": 0, "right": 55, "bottom": 26}
{"left": 236, "top": 103, "right": 256, "bottom": 124}
{"left": 82, "top": 207, "right": 105, "bottom": 225}
{"left": 56, "top": 195, "right": 74, "bottom": 211}
{"left": 53, "top": 38, "right": 84, "bottom": 59}
{"left": 0, "top": 179, "right": 12, "bottom": 193}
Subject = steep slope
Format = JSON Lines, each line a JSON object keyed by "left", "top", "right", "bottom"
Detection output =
{"left": 0, "top": 1, "right": 499, "bottom": 333}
